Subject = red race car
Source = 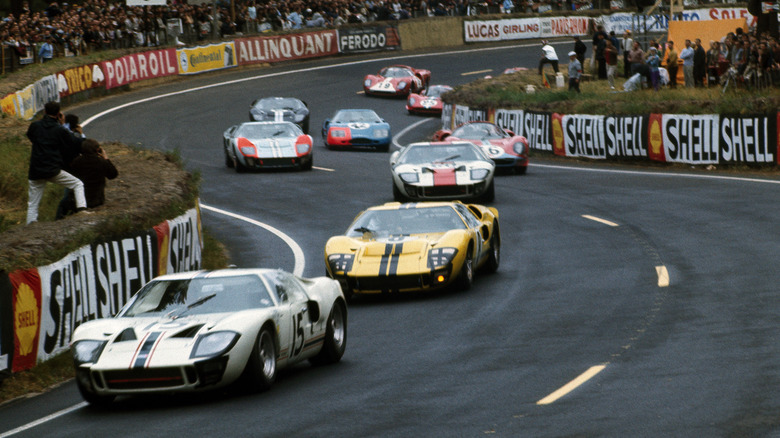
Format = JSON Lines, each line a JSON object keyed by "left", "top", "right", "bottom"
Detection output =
{"left": 406, "top": 85, "right": 453, "bottom": 115}
{"left": 364, "top": 65, "right": 431, "bottom": 97}
{"left": 434, "top": 121, "right": 529, "bottom": 174}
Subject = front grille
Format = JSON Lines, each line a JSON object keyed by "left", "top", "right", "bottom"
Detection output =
{"left": 349, "top": 274, "right": 430, "bottom": 292}
{"left": 247, "top": 157, "right": 300, "bottom": 168}
{"left": 420, "top": 185, "right": 472, "bottom": 197}
{"left": 101, "top": 367, "right": 192, "bottom": 390}
{"left": 349, "top": 137, "right": 381, "bottom": 146}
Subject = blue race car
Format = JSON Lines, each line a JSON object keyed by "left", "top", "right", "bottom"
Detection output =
{"left": 322, "top": 109, "right": 391, "bottom": 152}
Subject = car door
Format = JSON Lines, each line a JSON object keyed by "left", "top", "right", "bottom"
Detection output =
{"left": 266, "top": 271, "right": 315, "bottom": 365}
{"left": 454, "top": 204, "right": 485, "bottom": 262}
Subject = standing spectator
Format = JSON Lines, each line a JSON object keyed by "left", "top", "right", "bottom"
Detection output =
{"left": 69, "top": 139, "right": 119, "bottom": 210}
{"left": 25, "top": 101, "right": 87, "bottom": 224}
{"left": 594, "top": 33, "right": 607, "bottom": 79}
{"left": 591, "top": 24, "right": 607, "bottom": 75}
{"left": 665, "top": 40, "right": 678, "bottom": 89}
{"left": 538, "top": 40, "right": 559, "bottom": 75}
{"left": 502, "top": 0, "right": 514, "bottom": 13}
{"left": 680, "top": 39, "right": 695, "bottom": 88}
{"left": 573, "top": 35, "right": 586, "bottom": 65}
{"left": 604, "top": 39, "right": 618, "bottom": 89}
{"left": 622, "top": 30, "right": 633, "bottom": 78}
{"left": 693, "top": 38, "right": 706, "bottom": 87}
{"left": 56, "top": 113, "right": 85, "bottom": 219}
{"left": 646, "top": 46, "right": 661, "bottom": 91}
{"left": 38, "top": 35, "right": 54, "bottom": 62}
{"left": 628, "top": 40, "right": 644, "bottom": 76}
{"left": 567, "top": 50, "right": 581, "bottom": 93}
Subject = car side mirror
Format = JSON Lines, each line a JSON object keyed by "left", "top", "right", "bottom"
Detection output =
{"left": 390, "top": 150, "right": 399, "bottom": 165}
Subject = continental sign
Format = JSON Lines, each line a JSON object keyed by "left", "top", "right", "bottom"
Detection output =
{"left": 235, "top": 31, "right": 338, "bottom": 65}
{"left": 177, "top": 42, "right": 237, "bottom": 75}
{"left": 441, "top": 104, "right": 780, "bottom": 166}
{"left": 0, "top": 208, "right": 202, "bottom": 372}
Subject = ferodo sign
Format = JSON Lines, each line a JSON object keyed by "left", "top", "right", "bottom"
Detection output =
{"left": 338, "top": 26, "right": 400, "bottom": 53}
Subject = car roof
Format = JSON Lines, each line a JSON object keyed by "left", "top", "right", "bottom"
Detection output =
{"left": 365, "top": 201, "right": 465, "bottom": 212}
{"left": 152, "top": 268, "right": 280, "bottom": 281}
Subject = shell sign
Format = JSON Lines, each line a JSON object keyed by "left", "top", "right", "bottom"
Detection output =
{"left": 9, "top": 269, "right": 42, "bottom": 372}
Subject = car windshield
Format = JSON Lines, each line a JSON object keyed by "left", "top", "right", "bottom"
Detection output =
{"left": 399, "top": 144, "right": 483, "bottom": 164}
{"left": 425, "top": 86, "right": 452, "bottom": 98}
{"left": 346, "top": 206, "right": 467, "bottom": 237}
{"left": 332, "top": 110, "right": 381, "bottom": 124}
{"left": 381, "top": 67, "right": 413, "bottom": 78}
{"left": 452, "top": 123, "right": 506, "bottom": 140}
{"left": 254, "top": 98, "right": 305, "bottom": 112}
{"left": 238, "top": 123, "right": 299, "bottom": 138}
{"left": 120, "top": 274, "right": 275, "bottom": 317}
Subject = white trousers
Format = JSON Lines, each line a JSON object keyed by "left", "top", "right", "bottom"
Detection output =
{"left": 27, "top": 171, "right": 86, "bottom": 224}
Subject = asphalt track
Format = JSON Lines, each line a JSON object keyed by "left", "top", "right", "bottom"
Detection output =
{"left": 2, "top": 41, "right": 780, "bottom": 437}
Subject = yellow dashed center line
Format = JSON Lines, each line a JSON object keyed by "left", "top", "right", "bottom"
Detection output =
{"left": 537, "top": 364, "right": 608, "bottom": 405}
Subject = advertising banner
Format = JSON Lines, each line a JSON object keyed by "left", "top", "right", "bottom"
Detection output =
{"left": 541, "top": 16, "right": 590, "bottom": 38}
{"left": 338, "top": 26, "right": 401, "bottom": 53}
{"left": 494, "top": 108, "right": 553, "bottom": 152}
{"left": 605, "top": 115, "right": 649, "bottom": 159}
{"left": 9, "top": 269, "right": 41, "bottom": 372}
{"left": 102, "top": 49, "right": 178, "bottom": 89}
{"left": 464, "top": 18, "right": 541, "bottom": 42}
{"left": 561, "top": 114, "right": 607, "bottom": 159}
{"left": 57, "top": 63, "right": 105, "bottom": 98}
{"left": 162, "top": 207, "right": 203, "bottom": 275}
{"left": 235, "top": 31, "right": 338, "bottom": 65}
{"left": 552, "top": 113, "right": 565, "bottom": 156}
{"left": 177, "top": 42, "right": 237, "bottom": 75}
{"left": 1, "top": 93, "right": 17, "bottom": 117}
{"left": 719, "top": 114, "right": 777, "bottom": 164}
{"left": 648, "top": 113, "right": 665, "bottom": 162}
{"left": 662, "top": 114, "right": 720, "bottom": 164}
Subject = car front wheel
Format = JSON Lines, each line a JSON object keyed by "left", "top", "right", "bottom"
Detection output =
{"left": 457, "top": 250, "right": 474, "bottom": 291}
{"left": 310, "top": 301, "right": 347, "bottom": 366}
{"left": 245, "top": 327, "right": 277, "bottom": 392}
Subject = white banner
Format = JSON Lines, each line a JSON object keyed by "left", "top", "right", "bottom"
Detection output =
{"left": 562, "top": 115, "right": 607, "bottom": 159}
{"left": 662, "top": 114, "right": 720, "bottom": 164}
{"left": 495, "top": 109, "right": 553, "bottom": 152}
{"left": 720, "top": 115, "right": 775, "bottom": 164}
{"left": 165, "top": 208, "right": 203, "bottom": 275}
{"left": 464, "top": 18, "right": 541, "bottom": 42}
{"left": 605, "top": 115, "right": 648, "bottom": 159}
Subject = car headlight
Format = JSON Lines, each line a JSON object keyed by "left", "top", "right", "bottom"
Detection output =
{"left": 328, "top": 253, "right": 354, "bottom": 273}
{"left": 331, "top": 130, "right": 347, "bottom": 138}
{"left": 428, "top": 247, "right": 458, "bottom": 269}
{"left": 296, "top": 143, "right": 311, "bottom": 155}
{"left": 373, "top": 129, "right": 389, "bottom": 137}
{"left": 364, "top": 79, "right": 371, "bottom": 87}
{"left": 399, "top": 172, "right": 419, "bottom": 184}
{"left": 397, "top": 81, "right": 407, "bottom": 89}
{"left": 72, "top": 340, "right": 107, "bottom": 365}
{"left": 513, "top": 141, "right": 526, "bottom": 155}
{"left": 408, "top": 97, "right": 416, "bottom": 106}
{"left": 191, "top": 331, "right": 240, "bottom": 359}
{"left": 239, "top": 145, "right": 256, "bottom": 156}
{"left": 470, "top": 169, "right": 489, "bottom": 181}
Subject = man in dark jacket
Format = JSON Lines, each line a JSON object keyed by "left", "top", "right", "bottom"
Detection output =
{"left": 693, "top": 38, "right": 706, "bottom": 87}
{"left": 26, "top": 101, "right": 87, "bottom": 224}
{"left": 69, "top": 139, "right": 119, "bottom": 209}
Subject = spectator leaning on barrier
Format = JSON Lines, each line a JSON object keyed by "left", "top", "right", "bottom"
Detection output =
{"left": 38, "top": 35, "right": 54, "bottom": 62}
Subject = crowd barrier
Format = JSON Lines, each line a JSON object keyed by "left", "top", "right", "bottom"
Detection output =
{"left": 0, "top": 207, "right": 203, "bottom": 375}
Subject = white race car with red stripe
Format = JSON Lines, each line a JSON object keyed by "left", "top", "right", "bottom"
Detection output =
{"left": 71, "top": 268, "right": 347, "bottom": 406}
{"left": 390, "top": 141, "right": 496, "bottom": 202}
{"left": 223, "top": 121, "right": 313, "bottom": 172}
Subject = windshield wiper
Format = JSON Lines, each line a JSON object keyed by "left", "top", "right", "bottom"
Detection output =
{"left": 354, "top": 226, "right": 377, "bottom": 236}
{"left": 166, "top": 294, "right": 216, "bottom": 319}
{"left": 436, "top": 154, "right": 461, "bottom": 163}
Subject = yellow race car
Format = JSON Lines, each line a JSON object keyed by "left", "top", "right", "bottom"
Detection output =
{"left": 324, "top": 201, "right": 500, "bottom": 298}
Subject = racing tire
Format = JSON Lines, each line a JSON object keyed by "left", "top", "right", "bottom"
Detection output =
{"left": 481, "top": 180, "right": 495, "bottom": 202}
{"left": 245, "top": 326, "right": 277, "bottom": 392}
{"left": 234, "top": 158, "right": 247, "bottom": 173}
{"left": 393, "top": 184, "right": 406, "bottom": 202}
{"left": 378, "top": 143, "right": 390, "bottom": 153}
{"left": 76, "top": 379, "right": 116, "bottom": 407}
{"left": 309, "top": 300, "right": 347, "bottom": 366}
{"left": 484, "top": 224, "right": 500, "bottom": 273}
{"left": 516, "top": 166, "right": 527, "bottom": 175}
{"left": 225, "top": 149, "right": 234, "bottom": 168}
{"left": 301, "top": 157, "right": 313, "bottom": 171}
{"left": 456, "top": 249, "right": 474, "bottom": 291}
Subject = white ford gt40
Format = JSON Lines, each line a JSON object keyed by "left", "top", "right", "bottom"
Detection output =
{"left": 71, "top": 268, "right": 347, "bottom": 406}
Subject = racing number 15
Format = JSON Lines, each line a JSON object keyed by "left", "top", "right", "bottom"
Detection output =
{"left": 291, "top": 312, "right": 305, "bottom": 357}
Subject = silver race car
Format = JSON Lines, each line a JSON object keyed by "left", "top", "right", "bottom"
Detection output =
{"left": 71, "top": 268, "right": 347, "bottom": 406}
{"left": 390, "top": 141, "right": 496, "bottom": 202}
{"left": 223, "top": 121, "right": 313, "bottom": 171}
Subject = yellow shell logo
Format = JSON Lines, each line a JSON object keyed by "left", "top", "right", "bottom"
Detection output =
{"left": 14, "top": 283, "right": 39, "bottom": 356}
{"left": 649, "top": 118, "right": 663, "bottom": 156}
{"left": 552, "top": 117, "right": 564, "bottom": 153}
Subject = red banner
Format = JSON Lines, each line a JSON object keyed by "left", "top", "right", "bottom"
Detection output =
{"left": 9, "top": 269, "right": 41, "bottom": 372}
{"left": 552, "top": 113, "right": 565, "bottom": 156}
{"left": 648, "top": 113, "right": 665, "bottom": 162}
{"left": 235, "top": 30, "right": 338, "bottom": 65}
{"left": 101, "top": 49, "right": 179, "bottom": 89}
{"left": 57, "top": 63, "right": 106, "bottom": 98}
